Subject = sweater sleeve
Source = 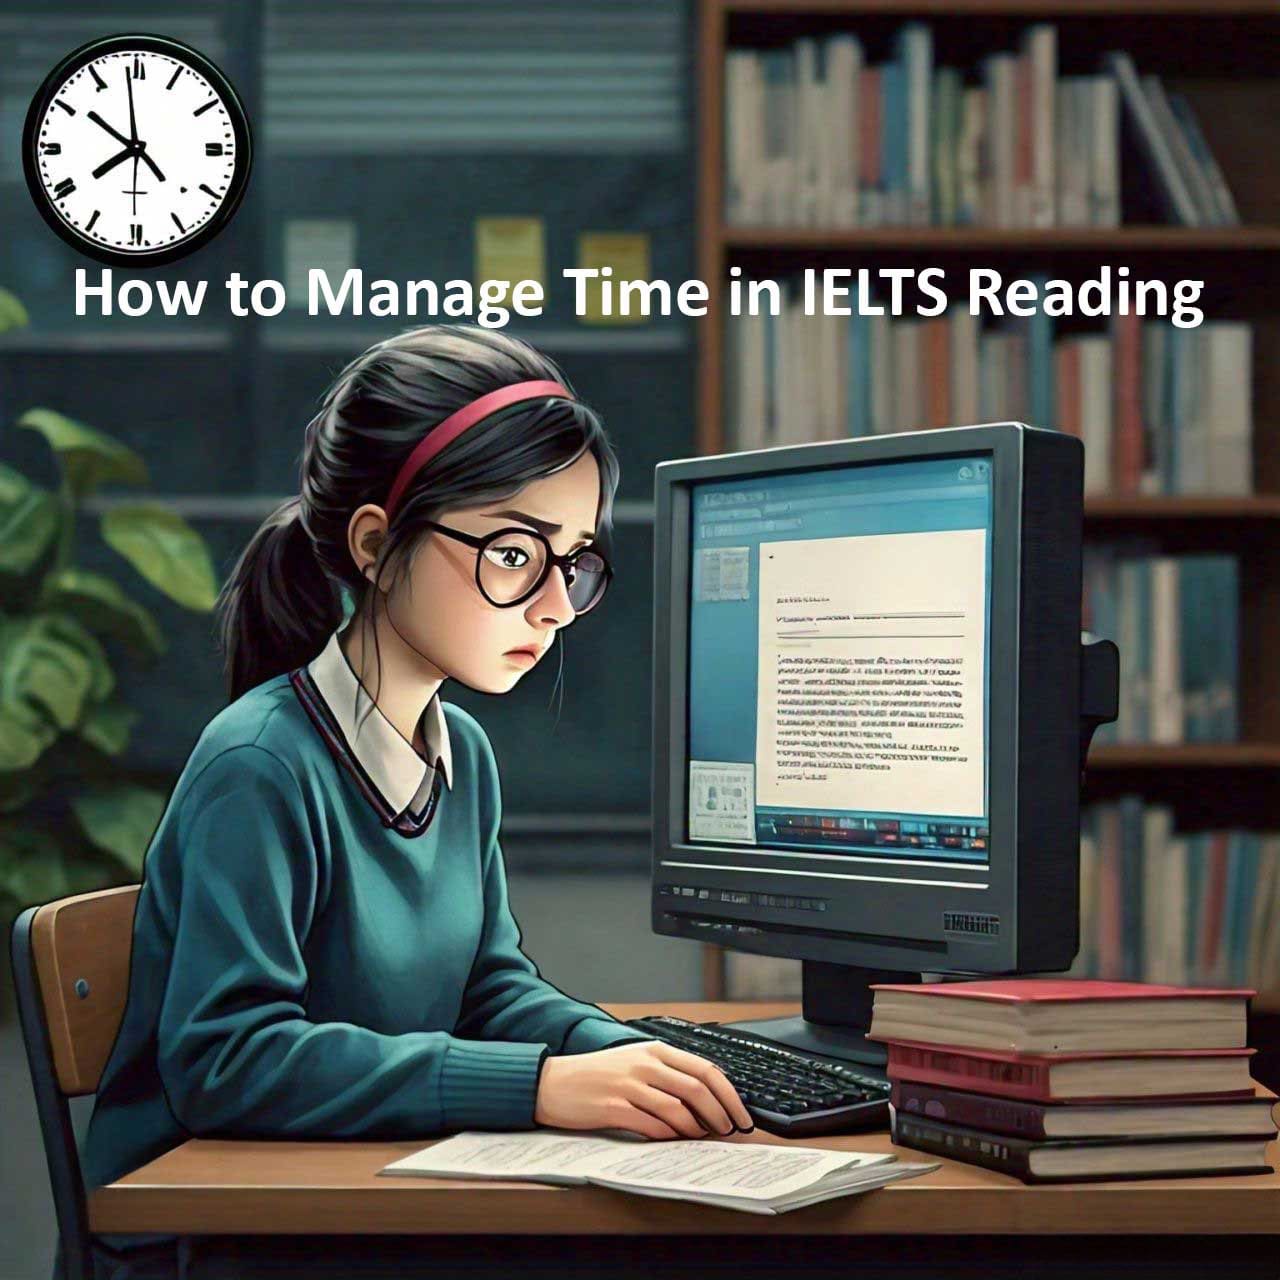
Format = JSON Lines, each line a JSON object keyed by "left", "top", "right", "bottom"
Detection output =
{"left": 452, "top": 724, "right": 655, "bottom": 1057}
{"left": 156, "top": 745, "right": 548, "bottom": 1138}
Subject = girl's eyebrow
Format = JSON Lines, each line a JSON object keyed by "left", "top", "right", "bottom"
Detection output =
{"left": 483, "top": 507, "right": 594, "bottom": 541}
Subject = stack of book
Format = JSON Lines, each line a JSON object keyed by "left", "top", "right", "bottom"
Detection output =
{"left": 870, "top": 978, "right": 1277, "bottom": 1182}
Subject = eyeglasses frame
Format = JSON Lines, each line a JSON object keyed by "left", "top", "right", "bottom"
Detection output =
{"left": 421, "top": 520, "right": 613, "bottom": 614}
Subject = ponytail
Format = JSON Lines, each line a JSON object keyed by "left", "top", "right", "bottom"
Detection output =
{"left": 215, "top": 498, "right": 343, "bottom": 702}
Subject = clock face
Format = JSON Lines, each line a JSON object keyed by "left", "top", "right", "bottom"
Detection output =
{"left": 23, "top": 35, "right": 252, "bottom": 266}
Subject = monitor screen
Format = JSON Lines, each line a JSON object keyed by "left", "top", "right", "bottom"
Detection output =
{"left": 686, "top": 453, "right": 993, "bottom": 867}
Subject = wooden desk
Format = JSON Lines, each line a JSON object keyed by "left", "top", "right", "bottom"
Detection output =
{"left": 89, "top": 1003, "right": 1280, "bottom": 1274}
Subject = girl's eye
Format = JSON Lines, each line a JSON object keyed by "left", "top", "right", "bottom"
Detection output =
{"left": 484, "top": 544, "right": 532, "bottom": 570}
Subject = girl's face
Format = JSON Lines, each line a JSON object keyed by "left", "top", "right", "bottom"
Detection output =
{"left": 383, "top": 450, "right": 603, "bottom": 693}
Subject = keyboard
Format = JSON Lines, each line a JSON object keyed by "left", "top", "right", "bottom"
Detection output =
{"left": 624, "top": 1014, "right": 891, "bottom": 1138}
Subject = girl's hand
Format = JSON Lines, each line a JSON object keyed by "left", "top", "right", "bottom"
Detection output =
{"left": 533, "top": 1041, "right": 753, "bottom": 1139}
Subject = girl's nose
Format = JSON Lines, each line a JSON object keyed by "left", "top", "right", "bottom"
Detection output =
{"left": 528, "top": 563, "right": 576, "bottom": 628}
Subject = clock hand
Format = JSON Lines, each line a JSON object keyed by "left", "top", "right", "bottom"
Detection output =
{"left": 87, "top": 110, "right": 132, "bottom": 149}
{"left": 92, "top": 146, "right": 133, "bottom": 180}
{"left": 136, "top": 144, "right": 166, "bottom": 184}
{"left": 130, "top": 152, "right": 139, "bottom": 216}
{"left": 125, "top": 66, "right": 138, "bottom": 142}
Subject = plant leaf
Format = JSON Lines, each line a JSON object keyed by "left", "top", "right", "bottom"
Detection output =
{"left": 0, "top": 613, "right": 104, "bottom": 734}
{"left": 77, "top": 699, "right": 138, "bottom": 756}
{"left": 101, "top": 503, "right": 218, "bottom": 611}
{"left": 71, "top": 784, "right": 165, "bottom": 875}
{"left": 0, "top": 707, "right": 58, "bottom": 771}
{"left": 0, "top": 824, "right": 71, "bottom": 908}
{"left": 0, "top": 287, "right": 29, "bottom": 333}
{"left": 0, "top": 771, "right": 34, "bottom": 812}
{"left": 39, "top": 567, "right": 167, "bottom": 658}
{"left": 0, "top": 462, "right": 61, "bottom": 577}
{"left": 17, "top": 408, "right": 148, "bottom": 498}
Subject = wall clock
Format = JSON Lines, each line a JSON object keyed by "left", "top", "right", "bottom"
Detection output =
{"left": 23, "top": 33, "right": 252, "bottom": 266}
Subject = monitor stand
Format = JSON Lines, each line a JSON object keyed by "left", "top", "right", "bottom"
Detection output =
{"left": 719, "top": 961, "right": 921, "bottom": 1068}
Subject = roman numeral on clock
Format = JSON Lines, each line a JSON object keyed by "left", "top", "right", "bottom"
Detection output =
{"left": 193, "top": 99, "right": 216, "bottom": 117}
{"left": 171, "top": 213, "right": 186, "bottom": 233}
{"left": 167, "top": 66, "right": 183, "bottom": 90}
{"left": 86, "top": 210, "right": 100, "bottom": 232}
{"left": 130, "top": 223, "right": 144, "bottom": 245}
{"left": 54, "top": 178, "right": 75, "bottom": 198}
{"left": 41, "top": 142, "right": 61, "bottom": 155}
{"left": 133, "top": 57, "right": 146, "bottom": 79}
{"left": 205, "top": 143, "right": 223, "bottom": 156}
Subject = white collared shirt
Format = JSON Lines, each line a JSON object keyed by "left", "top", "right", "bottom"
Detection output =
{"left": 307, "top": 629, "right": 453, "bottom": 821}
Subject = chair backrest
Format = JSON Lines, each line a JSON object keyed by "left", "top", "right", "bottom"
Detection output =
{"left": 26, "top": 885, "right": 139, "bottom": 1095}
{"left": 12, "top": 884, "right": 140, "bottom": 1280}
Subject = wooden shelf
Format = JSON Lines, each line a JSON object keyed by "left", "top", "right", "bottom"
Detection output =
{"left": 720, "top": 0, "right": 1280, "bottom": 14}
{"left": 1088, "top": 744, "right": 1280, "bottom": 769}
{"left": 1084, "top": 495, "right": 1280, "bottom": 519}
{"left": 723, "top": 226, "right": 1280, "bottom": 252}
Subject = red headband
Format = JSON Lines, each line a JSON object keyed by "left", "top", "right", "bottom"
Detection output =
{"left": 383, "top": 380, "right": 573, "bottom": 519}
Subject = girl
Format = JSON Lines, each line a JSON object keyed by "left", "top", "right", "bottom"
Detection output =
{"left": 83, "top": 326, "right": 750, "bottom": 1278}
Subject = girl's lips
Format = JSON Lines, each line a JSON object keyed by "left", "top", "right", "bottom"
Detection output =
{"left": 505, "top": 647, "right": 540, "bottom": 661}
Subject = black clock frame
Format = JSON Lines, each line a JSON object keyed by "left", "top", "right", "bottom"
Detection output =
{"left": 22, "top": 32, "right": 253, "bottom": 268}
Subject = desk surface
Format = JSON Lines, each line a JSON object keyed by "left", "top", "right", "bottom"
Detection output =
{"left": 89, "top": 1002, "right": 1280, "bottom": 1237}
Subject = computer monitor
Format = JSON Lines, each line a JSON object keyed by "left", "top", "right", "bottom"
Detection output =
{"left": 650, "top": 422, "right": 1116, "bottom": 1067}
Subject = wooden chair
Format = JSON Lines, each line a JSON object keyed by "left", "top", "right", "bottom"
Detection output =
{"left": 11, "top": 885, "right": 140, "bottom": 1280}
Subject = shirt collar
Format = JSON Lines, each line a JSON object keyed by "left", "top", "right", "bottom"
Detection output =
{"left": 307, "top": 629, "right": 453, "bottom": 816}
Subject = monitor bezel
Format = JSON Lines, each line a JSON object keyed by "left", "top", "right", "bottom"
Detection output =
{"left": 651, "top": 422, "right": 1034, "bottom": 973}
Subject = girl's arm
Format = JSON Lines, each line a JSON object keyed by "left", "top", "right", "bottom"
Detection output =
{"left": 156, "top": 745, "right": 549, "bottom": 1137}
{"left": 452, "top": 724, "right": 656, "bottom": 1055}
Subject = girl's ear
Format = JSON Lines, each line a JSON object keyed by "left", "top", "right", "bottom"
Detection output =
{"left": 347, "top": 503, "right": 390, "bottom": 581}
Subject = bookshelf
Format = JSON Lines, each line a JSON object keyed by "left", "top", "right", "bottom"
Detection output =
{"left": 693, "top": 0, "right": 1280, "bottom": 1040}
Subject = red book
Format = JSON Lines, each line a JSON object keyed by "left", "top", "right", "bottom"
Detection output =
{"left": 861, "top": 68, "right": 882, "bottom": 194}
{"left": 869, "top": 978, "right": 1253, "bottom": 1054}
{"left": 1112, "top": 312, "right": 1143, "bottom": 493}
{"left": 883, "top": 1038, "right": 1258, "bottom": 1103}
{"left": 923, "top": 317, "right": 951, "bottom": 427}
{"left": 1014, "top": 52, "right": 1033, "bottom": 223}
{"left": 890, "top": 1078, "right": 1278, "bottom": 1141}
{"left": 1056, "top": 340, "right": 1081, "bottom": 438}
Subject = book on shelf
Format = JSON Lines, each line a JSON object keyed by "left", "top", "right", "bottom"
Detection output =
{"left": 381, "top": 1129, "right": 939, "bottom": 1214}
{"left": 890, "top": 1111, "right": 1273, "bottom": 1182}
{"left": 890, "top": 1078, "right": 1279, "bottom": 1140}
{"left": 1073, "top": 804, "right": 1280, "bottom": 991}
{"left": 725, "top": 296, "right": 1253, "bottom": 498}
{"left": 1084, "top": 552, "right": 1239, "bottom": 745}
{"left": 867, "top": 978, "right": 1251, "bottom": 1054}
{"left": 882, "top": 1038, "right": 1259, "bottom": 1102}
{"left": 723, "top": 23, "right": 1235, "bottom": 229}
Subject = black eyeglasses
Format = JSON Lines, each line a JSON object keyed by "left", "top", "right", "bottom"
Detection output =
{"left": 423, "top": 521, "right": 613, "bottom": 614}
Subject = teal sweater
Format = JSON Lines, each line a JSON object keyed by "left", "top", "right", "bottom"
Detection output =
{"left": 83, "top": 672, "right": 650, "bottom": 1189}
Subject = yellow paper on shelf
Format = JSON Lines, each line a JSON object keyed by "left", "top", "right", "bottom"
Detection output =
{"left": 474, "top": 218, "right": 546, "bottom": 304}
{"left": 576, "top": 231, "right": 652, "bottom": 325}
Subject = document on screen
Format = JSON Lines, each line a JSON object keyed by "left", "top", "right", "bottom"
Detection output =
{"left": 756, "top": 528, "right": 987, "bottom": 818}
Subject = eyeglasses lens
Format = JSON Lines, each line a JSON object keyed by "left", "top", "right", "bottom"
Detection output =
{"left": 479, "top": 534, "right": 608, "bottom": 612}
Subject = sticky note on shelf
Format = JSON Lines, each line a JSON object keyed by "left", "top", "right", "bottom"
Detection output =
{"left": 474, "top": 218, "right": 546, "bottom": 304}
{"left": 576, "top": 232, "right": 652, "bottom": 325}
{"left": 284, "top": 219, "right": 357, "bottom": 308}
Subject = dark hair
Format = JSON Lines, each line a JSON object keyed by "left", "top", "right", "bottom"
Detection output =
{"left": 215, "top": 325, "right": 620, "bottom": 702}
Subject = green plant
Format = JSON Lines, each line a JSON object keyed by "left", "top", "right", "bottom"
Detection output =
{"left": 0, "top": 287, "right": 219, "bottom": 917}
